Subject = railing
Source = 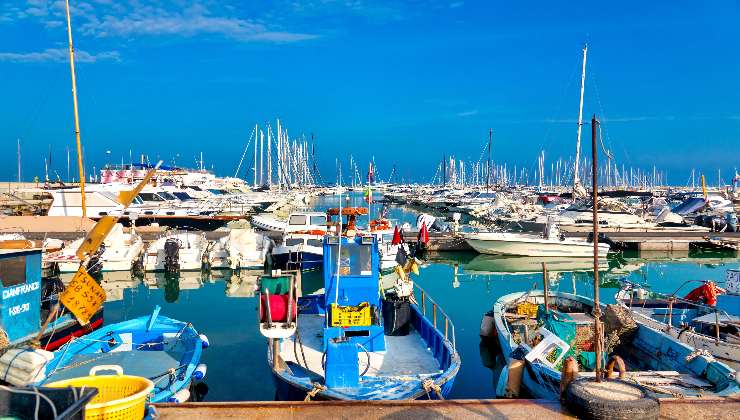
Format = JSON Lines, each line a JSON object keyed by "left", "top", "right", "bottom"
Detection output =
{"left": 413, "top": 283, "right": 456, "bottom": 350}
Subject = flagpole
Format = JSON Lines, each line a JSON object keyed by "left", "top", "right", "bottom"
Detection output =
{"left": 65, "top": 0, "right": 86, "bottom": 217}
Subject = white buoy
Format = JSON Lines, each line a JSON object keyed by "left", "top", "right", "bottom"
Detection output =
{"left": 168, "top": 388, "right": 191, "bottom": 403}
{"left": 193, "top": 363, "right": 207, "bottom": 381}
{"left": 199, "top": 334, "right": 210, "bottom": 349}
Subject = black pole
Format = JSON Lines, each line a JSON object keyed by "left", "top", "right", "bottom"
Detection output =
{"left": 591, "top": 114, "right": 603, "bottom": 382}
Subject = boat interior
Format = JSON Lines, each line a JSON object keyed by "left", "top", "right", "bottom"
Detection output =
{"left": 502, "top": 293, "right": 737, "bottom": 398}
{"left": 44, "top": 317, "right": 200, "bottom": 398}
{"left": 273, "top": 295, "right": 456, "bottom": 399}
{"left": 620, "top": 298, "right": 740, "bottom": 340}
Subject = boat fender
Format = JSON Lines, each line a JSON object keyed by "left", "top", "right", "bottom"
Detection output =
{"left": 193, "top": 363, "right": 207, "bottom": 381}
{"left": 504, "top": 359, "right": 524, "bottom": 398}
{"left": 199, "top": 334, "right": 210, "bottom": 349}
{"left": 479, "top": 311, "right": 496, "bottom": 338}
{"left": 559, "top": 356, "right": 579, "bottom": 400}
{"left": 168, "top": 387, "right": 191, "bottom": 403}
{"left": 495, "top": 365, "right": 509, "bottom": 398}
{"left": 605, "top": 355, "right": 626, "bottom": 380}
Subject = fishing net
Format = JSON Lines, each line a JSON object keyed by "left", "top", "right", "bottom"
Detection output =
{"left": 603, "top": 304, "right": 638, "bottom": 352}
{"left": 536, "top": 306, "right": 577, "bottom": 370}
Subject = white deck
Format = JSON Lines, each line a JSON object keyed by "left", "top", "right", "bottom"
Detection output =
{"left": 279, "top": 314, "right": 441, "bottom": 378}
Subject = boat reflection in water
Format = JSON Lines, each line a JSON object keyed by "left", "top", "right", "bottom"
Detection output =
{"left": 463, "top": 254, "right": 609, "bottom": 276}
{"left": 59, "top": 271, "right": 142, "bottom": 303}
{"left": 225, "top": 270, "right": 260, "bottom": 298}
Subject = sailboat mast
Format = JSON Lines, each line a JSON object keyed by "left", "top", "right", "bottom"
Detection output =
{"left": 253, "top": 124, "right": 258, "bottom": 187}
{"left": 267, "top": 127, "right": 272, "bottom": 187}
{"left": 487, "top": 128, "right": 492, "bottom": 192}
{"left": 65, "top": 0, "right": 86, "bottom": 216}
{"left": 17, "top": 139, "right": 21, "bottom": 183}
{"left": 573, "top": 44, "right": 588, "bottom": 195}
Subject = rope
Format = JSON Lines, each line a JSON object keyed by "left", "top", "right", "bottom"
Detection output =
{"left": 630, "top": 377, "right": 685, "bottom": 399}
{"left": 422, "top": 379, "right": 444, "bottom": 400}
{"left": 304, "top": 382, "right": 326, "bottom": 401}
{"left": 685, "top": 349, "right": 712, "bottom": 362}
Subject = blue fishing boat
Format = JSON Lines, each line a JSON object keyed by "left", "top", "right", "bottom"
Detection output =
{"left": 493, "top": 290, "right": 739, "bottom": 400}
{"left": 616, "top": 272, "right": 740, "bottom": 369}
{"left": 38, "top": 306, "right": 208, "bottom": 403}
{"left": 258, "top": 234, "right": 460, "bottom": 400}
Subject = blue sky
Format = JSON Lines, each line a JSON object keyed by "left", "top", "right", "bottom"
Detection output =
{"left": 1, "top": 1, "right": 739, "bottom": 185}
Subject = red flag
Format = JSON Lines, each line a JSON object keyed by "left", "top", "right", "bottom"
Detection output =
{"left": 418, "top": 223, "right": 429, "bottom": 245}
{"left": 391, "top": 226, "right": 402, "bottom": 245}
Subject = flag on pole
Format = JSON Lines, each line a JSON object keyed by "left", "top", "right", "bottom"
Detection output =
{"left": 391, "top": 226, "right": 402, "bottom": 245}
{"left": 418, "top": 222, "right": 429, "bottom": 245}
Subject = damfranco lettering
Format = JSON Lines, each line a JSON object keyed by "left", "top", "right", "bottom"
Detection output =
{"left": 2, "top": 281, "right": 40, "bottom": 300}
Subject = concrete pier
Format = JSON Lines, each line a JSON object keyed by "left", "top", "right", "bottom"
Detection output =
{"left": 154, "top": 397, "right": 740, "bottom": 419}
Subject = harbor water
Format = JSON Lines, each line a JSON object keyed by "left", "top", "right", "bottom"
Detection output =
{"left": 80, "top": 193, "right": 740, "bottom": 401}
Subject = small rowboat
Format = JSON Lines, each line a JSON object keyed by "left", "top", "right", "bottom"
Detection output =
{"left": 39, "top": 306, "right": 208, "bottom": 403}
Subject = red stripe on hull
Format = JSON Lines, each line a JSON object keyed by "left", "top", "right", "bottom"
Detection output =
{"left": 42, "top": 312, "right": 104, "bottom": 351}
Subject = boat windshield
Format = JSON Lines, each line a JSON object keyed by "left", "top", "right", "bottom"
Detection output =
{"left": 285, "top": 238, "right": 304, "bottom": 246}
{"left": 328, "top": 243, "right": 373, "bottom": 276}
{"left": 173, "top": 192, "right": 193, "bottom": 201}
{"left": 157, "top": 192, "right": 178, "bottom": 201}
{"left": 310, "top": 215, "right": 327, "bottom": 226}
{"left": 137, "top": 193, "right": 165, "bottom": 202}
{"left": 289, "top": 215, "right": 307, "bottom": 225}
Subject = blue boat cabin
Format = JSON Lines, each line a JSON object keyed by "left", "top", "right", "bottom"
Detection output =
{"left": 0, "top": 249, "right": 41, "bottom": 344}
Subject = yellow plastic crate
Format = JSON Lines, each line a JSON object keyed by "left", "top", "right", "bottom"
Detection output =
{"left": 46, "top": 365, "right": 154, "bottom": 420}
{"left": 516, "top": 302, "right": 539, "bottom": 318}
{"left": 330, "top": 302, "right": 371, "bottom": 327}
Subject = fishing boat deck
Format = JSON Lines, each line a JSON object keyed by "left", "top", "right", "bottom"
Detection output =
{"left": 280, "top": 314, "right": 442, "bottom": 378}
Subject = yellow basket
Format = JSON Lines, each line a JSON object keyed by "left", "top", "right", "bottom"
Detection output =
{"left": 516, "top": 302, "right": 539, "bottom": 318}
{"left": 46, "top": 365, "right": 154, "bottom": 420}
{"left": 330, "top": 302, "right": 371, "bottom": 327}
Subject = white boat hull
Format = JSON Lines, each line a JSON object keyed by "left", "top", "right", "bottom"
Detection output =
{"left": 465, "top": 232, "right": 610, "bottom": 257}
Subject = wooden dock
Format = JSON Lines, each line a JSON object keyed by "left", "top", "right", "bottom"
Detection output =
{"left": 153, "top": 397, "right": 740, "bottom": 419}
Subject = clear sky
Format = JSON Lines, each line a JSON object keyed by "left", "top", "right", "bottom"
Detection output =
{"left": 1, "top": 1, "right": 739, "bottom": 185}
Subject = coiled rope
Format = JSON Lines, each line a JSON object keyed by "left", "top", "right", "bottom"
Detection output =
{"left": 304, "top": 383, "right": 326, "bottom": 401}
{"left": 422, "top": 379, "right": 443, "bottom": 400}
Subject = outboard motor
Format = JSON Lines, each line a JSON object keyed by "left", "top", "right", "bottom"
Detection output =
{"left": 164, "top": 238, "right": 181, "bottom": 273}
{"left": 587, "top": 232, "right": 624, "bottom": 251}
{"left": 543, "top": 216, "right": 561, "bottom": 240}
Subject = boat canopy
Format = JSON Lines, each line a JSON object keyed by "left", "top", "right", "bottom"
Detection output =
{"left": 326, "top": 207, "right": 369, "bottom": 216}
{"left": 671, "top": 197, "right": 706, "bottom": 215}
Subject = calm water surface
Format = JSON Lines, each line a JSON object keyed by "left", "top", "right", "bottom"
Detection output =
{"left": 91, "top": 193, "right": 740, "bottom": 401}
